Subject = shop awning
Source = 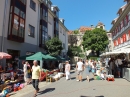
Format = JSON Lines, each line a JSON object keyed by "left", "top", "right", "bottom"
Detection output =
{"left": 19, "top": 52, "right": 56, "bottom": 60}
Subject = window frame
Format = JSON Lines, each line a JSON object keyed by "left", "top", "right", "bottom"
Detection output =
{"left": 7, "top": 0, "right": 26, "bottom": 42}
{"left": 30, "top": 0, "right": 36, "bottom": 11}
{"left": 28, "top": 24, "right": 35, "bottom": 38}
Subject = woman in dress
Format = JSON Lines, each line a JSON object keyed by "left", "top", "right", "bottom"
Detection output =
{"left": 85, "top": 60, "right": 90, "bottom": 82}
{"left": 65, "top": 61, "right": 71, "bottom": 80}
{"left": 92, "top": 61, "right": 96, "bottom": 77}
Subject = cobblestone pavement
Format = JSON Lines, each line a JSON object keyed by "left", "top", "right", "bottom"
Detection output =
{"left": 11, "top": 70, "right": 130, "bottom": 97}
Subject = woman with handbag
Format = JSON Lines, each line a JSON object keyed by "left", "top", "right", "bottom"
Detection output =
{"left": 85, "top": 60, "right": 90, "bottom": 82}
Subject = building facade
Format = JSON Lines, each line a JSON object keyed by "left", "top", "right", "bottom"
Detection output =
{"left": 0, "top": 0, "right": 68, "bottom": 62}
{"left": 110, "top": 0, "right": 130, "bottom": 53}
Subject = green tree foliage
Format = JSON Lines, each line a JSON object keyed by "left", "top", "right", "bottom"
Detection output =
{"left": 45, "top": 37, "right": 63, "bottom": 56}
{"left": 67, "top": 46, "right": 82, "bottom": 57}
{"left": 82, "top": 28, "right": 109, "bottom": 56}
{"left": 73, "top": 30, "right": 79, "bottom": 34}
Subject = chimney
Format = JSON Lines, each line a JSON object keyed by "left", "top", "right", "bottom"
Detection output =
{"left": 60, "top": 18, "right": 65, "bottom": 24}
{"left": 91, "top": 25, "right": 94, "bottom": 28}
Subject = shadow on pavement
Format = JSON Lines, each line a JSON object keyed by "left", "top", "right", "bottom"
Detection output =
{"left": 9, "top": 93, "right": 16, "bottom": 96}
{"left": 38, "top": 88, "right": 55, "bottom": 95}
{"left": 89, "top": 78, "right": 94, "bottom": 81}
{"left": 80, "top": 96, "right": 104, "bottom": 97}
{"left": 71, "top": 77, "right": 76, "bottom": 80}
{"left": 70, "top": 71, "right": 75, "bottom": 74}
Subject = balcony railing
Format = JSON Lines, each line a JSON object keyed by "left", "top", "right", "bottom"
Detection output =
{"left": 112, "top": 21, "right": 130, "bottom": 40}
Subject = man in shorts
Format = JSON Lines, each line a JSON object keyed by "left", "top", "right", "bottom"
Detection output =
{"left": 76, "top": 59, "right": 84, "bottom": 82}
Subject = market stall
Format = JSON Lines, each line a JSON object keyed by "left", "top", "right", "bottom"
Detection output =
{"left": 0, "top": 52, "right": 24, "bottom": 96}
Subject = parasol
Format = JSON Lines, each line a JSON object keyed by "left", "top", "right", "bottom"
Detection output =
{"left": 0, "top": 52, "right": 12, "bottom": 59}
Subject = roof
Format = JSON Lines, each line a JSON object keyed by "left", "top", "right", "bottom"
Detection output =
{"left": 97, "top": 22, "right": 104, "bottom": 26}
{"left": 79, "top": 26, "right": 92, "bottom": 32}
{"left": 68, "top": 30, "right": 73, "bottom": 34}
{"left": 117, "top": 4, "right": 127, "bottom": 14}
{"left": 51, "top": 5, "right": 60, "bottom": 11}
{"left": 111, "top": 17, "right": 119, "bottom": 24}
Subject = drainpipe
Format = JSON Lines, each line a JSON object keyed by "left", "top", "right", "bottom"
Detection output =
{"left": 37, "top": 2, "right": 40, "bottom": 52}
{"left": 1, "top": 0, "right": 8, "bottom": 52}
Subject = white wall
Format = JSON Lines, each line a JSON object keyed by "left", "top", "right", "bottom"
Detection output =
{"left": 59, "top": 23, "right": 68, "bottom": 56}
{"left": 24, "top": 0, "right": 40, "bottom": 45}
{"left": 0, "top": 0, "right": 10, "bottom": 37}
{"left": 48, "top": 12, "right": 54, "bottom": 38}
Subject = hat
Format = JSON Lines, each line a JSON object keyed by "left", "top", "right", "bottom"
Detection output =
{"left": 65, "top": 61, "right": 69, "bottom": 63}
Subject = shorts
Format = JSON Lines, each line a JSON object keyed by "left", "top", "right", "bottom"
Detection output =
{"left": 117, "top": 67, "right": 121, "bottom": 72}
{"left": 77, "top": 70, "right": 83, "bottom": 75}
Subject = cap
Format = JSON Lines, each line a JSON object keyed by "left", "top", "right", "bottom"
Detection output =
{"left": 65, "top": 61, "right": 69, "bottom": 63}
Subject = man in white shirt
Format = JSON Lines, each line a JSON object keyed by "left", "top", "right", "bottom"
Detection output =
{"left": 59, "top": 62, "right": 63, "bottom": 72}
{"left": 76, "top": 59, "right": 84, "bottom": 82}
{"left": 115, "top": 57, "right": 123, "bottom": 78}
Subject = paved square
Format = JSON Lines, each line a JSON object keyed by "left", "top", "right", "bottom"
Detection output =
{"left": 11, "top": 71, "right": 130, "bottom": 97}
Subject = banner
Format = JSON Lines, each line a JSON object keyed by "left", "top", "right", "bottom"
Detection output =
{"left": 123, "top": 34, "right": 126, "bottom": 42}
{"left": 118, "top": 37, "right": 121, "bottom": 44}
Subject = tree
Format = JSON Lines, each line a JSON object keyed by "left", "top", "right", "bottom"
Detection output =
{"left": 73, "top": 30, "right": 79, "bottom": 34}
{"left": 82, "top": 28, "right": 109, "bottom": 56}
{"left": 68, "top": 34, "right": 78, "bottom": 46}
{"left": 67, "top": 46, "right": 82, "bottom": 57}
{"left": 45, "top": 37, "right": 63, "bottom": 56}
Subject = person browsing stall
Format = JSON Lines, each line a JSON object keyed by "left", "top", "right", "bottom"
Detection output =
{"left": 31, "top": 60, "right": 41, "bottom": 97}
{"left": 76, "top": 59, "right": 84, "bottom": 82}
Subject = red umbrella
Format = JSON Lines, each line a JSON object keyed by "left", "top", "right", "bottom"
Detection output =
{"left": 0, "top": 52, "right": 12, "bottom": 59}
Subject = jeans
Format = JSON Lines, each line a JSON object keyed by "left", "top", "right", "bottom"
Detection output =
{"left": 32, "top": 79, "right": 39, "bottom": 91}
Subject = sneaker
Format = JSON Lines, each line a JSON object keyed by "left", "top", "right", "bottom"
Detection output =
{"left": 76, "top": 80, "right": 79, "bottom": 82}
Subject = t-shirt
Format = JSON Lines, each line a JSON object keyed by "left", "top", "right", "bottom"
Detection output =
{"left": 65, "top": 64, "right": 70, "bottom": 72}
{"left": 32, "top": 65, "right": 41, "bottom": 79}
{"left": 115, "top": 59, "right": 122, "bottom": 67}
{"left": 23, "top": 64, "right": 27, "bottom": 73}
{"left": 77, "top": 62, "right": 83, "bottom": 70}
{"left": 59, "top": 63, "right": 63, "bottom": 69}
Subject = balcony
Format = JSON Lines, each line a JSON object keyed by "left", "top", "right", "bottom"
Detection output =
{"left": 112, "top": 21, "right": 130, "bottom": 40}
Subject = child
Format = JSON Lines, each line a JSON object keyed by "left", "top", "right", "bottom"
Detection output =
{"left": 100, "top": 72, "right": 106, "bottom": 80}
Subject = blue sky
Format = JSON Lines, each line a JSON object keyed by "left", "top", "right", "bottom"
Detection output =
{"left": 51, "top": 0, "right": 126, "bottom": 31}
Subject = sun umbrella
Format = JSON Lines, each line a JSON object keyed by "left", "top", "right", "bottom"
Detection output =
{"left": 25, "top": 52, "right": 56, "bottom": 60}
{"left": 0, "top": 52, "right": 12, "bottom": 59}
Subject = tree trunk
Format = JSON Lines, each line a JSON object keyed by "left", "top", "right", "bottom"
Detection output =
{"left": 96, "top": 51, "right": 100, "bottom": 57}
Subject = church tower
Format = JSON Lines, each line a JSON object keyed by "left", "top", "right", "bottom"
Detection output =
{"left": 96, "top": 22, "right": 105, "bottom": 30}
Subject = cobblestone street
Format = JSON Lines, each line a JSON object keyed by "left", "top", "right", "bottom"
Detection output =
{"left": 10, "top": 71, "right": 130, "bottom": 97}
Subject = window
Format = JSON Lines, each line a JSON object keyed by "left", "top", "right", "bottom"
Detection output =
{"left": 48, "top": 3, "right": 51, "bottom": 9}
{"left": 28, "top": 25, "right": 35, "bottom": 37}
{"left": 12, "top": 15, "right": 19, "bottom": 36}
{"left": 30, "top": 0, "right": 36, "bottom": 11}
{"left": 63, "top": 43, "right": 65, "bottom": 48}
{"left": 48, "top": 35, "right": 51, "bottom": 40}
{"left": 60, "top": 27, "right": 62, "bottom": 33}
{"left": 8, "top": 0, "right": 26, "bottom": 42}
{"left": 20, "top": 0, "right": 26, "bottom": 5}
{"left": 41, "top": 25, "right": 48, "bottom": 44}
{"left": 48, "top": 16, "right": 52, "bottom": 24}
{"left": 124, "top": 16, "right": 128, "bottom": 27}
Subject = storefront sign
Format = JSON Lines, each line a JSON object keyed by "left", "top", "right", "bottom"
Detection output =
{"left": 26, "top": 51, "right": 35, "bottom": 55}
{"left": 118, "top": 37, "right": 121, "bottom": 44}
{"left": 123, "top": 34, "right": 126, "bottom": 42}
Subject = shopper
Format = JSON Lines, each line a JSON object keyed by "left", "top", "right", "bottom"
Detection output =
{"left": 65, "top": 61, "right": 71, "bottom": 80}
{"left": 26, "top": 61, "right": 32, "bottom": 84}
{"left": 115, "top": 57, "right": 123, "bottom": 78}
{"left": 76, "top": 59, "right": 84, "bottom": 82}
{"left": 59, "top": 61, "right": 63, "bottom": 72}
{"left": 85, "top": 60, "right": 90, "bottom": 82}
{"left": 32, "top": 60, "right": 41, "bottom": 97}
{"left": 23, "top": 61, "right": 28, "bottom": 85}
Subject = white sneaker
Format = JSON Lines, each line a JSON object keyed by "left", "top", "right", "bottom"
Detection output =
{"left": 76, "top": 80, "right": 79, "bottom": 82}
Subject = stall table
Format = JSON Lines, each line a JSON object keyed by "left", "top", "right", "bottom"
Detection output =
{"left": 122, "top": 68, "right": 130, "bottom": 81}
